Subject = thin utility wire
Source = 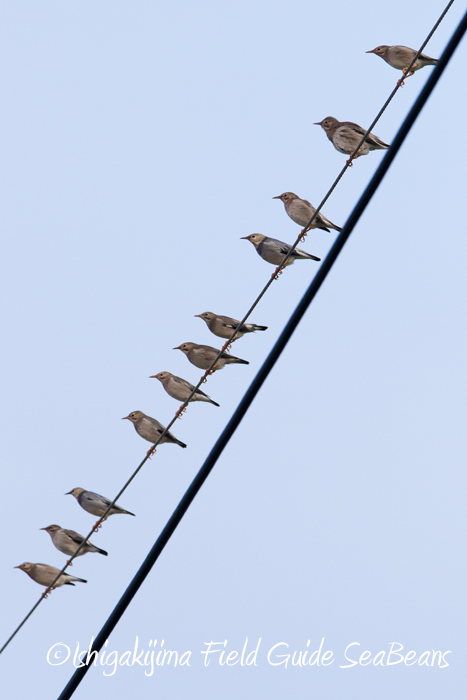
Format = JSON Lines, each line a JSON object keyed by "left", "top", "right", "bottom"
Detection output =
{"left": 0, "top": 0, "right": 457, "bottom": 658}
{"left": 55, "top": 9, "right": 467, "bottom": 697}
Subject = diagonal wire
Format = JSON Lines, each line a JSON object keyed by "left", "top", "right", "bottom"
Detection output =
{"left": 0, "top": 0, "right": 457, "bottom": 658}
{"left": 55, "top": 8, "right": 467, "bottom": 697}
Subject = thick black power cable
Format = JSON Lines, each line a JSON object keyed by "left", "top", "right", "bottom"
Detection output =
{"left": 56, "top": 10, "right": 467, "bottom": 698}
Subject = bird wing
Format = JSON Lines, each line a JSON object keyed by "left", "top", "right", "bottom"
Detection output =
{"left": 219, "top": 316, "right": 239, "bottom": 329}
{"left": 63, "top": 529, "right": 85, "bottom": 545}
{"left": 342, "top": 121, "right": 366, "bottom": 135}
{"left": 342, "top": 121, "right": 386, "bottom": 149}
{"left": 173, "top": 375, "right": 193, "bottom": 390}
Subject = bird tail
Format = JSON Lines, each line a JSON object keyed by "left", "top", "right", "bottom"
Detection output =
{"left": 303, "top": 252, "right": 321, "bottom": 261}
{"left": 209, "top": 398, "right": 220, "bottom": 407}
{"left": 249, "top": 324, "right": 268, "bottom": 332}
{"left": 122, "top": 508, "right": 136, "bottom": 516}
{"left": 96, "top": 546, "right": 108, "bottom": 556}
{"left": 175, "top": 438, "right": 188, "bottom": 448}
{"left": 232, "top": 357, "right": 249, "bottom": 365}
{"left": 65, "top": 577, "right": 87, "bottom": 585}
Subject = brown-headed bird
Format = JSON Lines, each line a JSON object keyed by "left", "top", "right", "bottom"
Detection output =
{"left": 14, "top": 562, "right": 86, "bottom": 597}
{"left": 195, "top": 312, "right": 267, "bottom": 341}
{"left": 151, "top": 371, "right": 220, "bottom": 408}
{"left": 273, "top": 192, "right": 342, "bottom": 233}
{"left": 314, "top": 116, "right": 389, "bottom": 165}
{"left": 40, "top": 524, "right": 108, "bottom": 565}
{"left": 174, "top": 342, "right": 249, "bottom": 371}
{"left": 123, "top": 410, "right": 187, "bottom": 456}
{"left": 366, "top": 44, "right": 438, "bottom": 84}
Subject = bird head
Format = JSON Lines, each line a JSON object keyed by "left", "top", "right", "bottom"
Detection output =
{"left": 313, "top": 116, "right": 338, "bottom": 131}
{"left": 273, "top": 192, "right": 298, "bottom": 202}
{"left": 65, "top": 487, "right": 85, "bottom": 498}
{"left": 40, "top": 525, "right": 61, "bottom": 534}
{"left": 122, "top": 411, "right": 144, "bottom": 423}
{"left": 150, "top": 372, "right": 169, "bottom": 382}
{"left": 241, "top": 234, "right": 265, "bottom": 248}
{"left": 366, "top": 45, "right": 389, "bottom": 57}
{"left": 173, "top": 342, "right": 195, "bottom": 355}
{"left": 14, "top": 562, "right": 33, "bottom": 573}
{"left": 195, "top": 312, "right": 215, "bottom": 322}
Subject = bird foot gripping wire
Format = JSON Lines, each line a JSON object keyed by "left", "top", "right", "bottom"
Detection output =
{"left": 146, "top": 446, "right": 157, "bottom": 459}
{"left": 221, "top": 341, "right": 232, "bottom": 353}
{"left": 272, "top": 266, "right": 283, "bottom": 280}
{"left": 66, "top": 559, "right": 73, "bottom": 567}
{"left": 398, "top": 68, "right": 415, "bottom": 86}
{"left": 92, "top": 520, "right": 103, "bottom": 533}
{"left": 175, "top": 404, "right": 187, "bottom": 419}
{"left": 299, "top": 227, "right": 309, "bottom": 243}
{"left": 42, "top": 589, "right": 52, "bottom": 600}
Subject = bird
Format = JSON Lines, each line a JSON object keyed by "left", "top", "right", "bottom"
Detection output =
{"left": 14, "top": 562, "right": 87, "bottom": 597}
{"left": 273, "top": 192, "right": 342, "bottom": 235}
{"left": 174, "top": 342, "right": 249, "bottom": 372}
{"left": 195, "top": 312, "right": 268, "bottom": 341}
{"left": 66, "top": 487, "right": 135, "bottom": 531}
{"left": 366, "top": 45, "right": 438, "bottom": 84}
{"left": 241, "top": 233, "right": 320, "bottom": 278}
{"left": 40, "top": 524, "right": 108, "bottom": 565}
{"left": 150, "top": 371, "right": 220, "bottom": 415}
{"left": 123, "top": 410, "right": 187, "bottom": 456}
{"left": 314, "top": 116, "right": 390, "bottom": 165}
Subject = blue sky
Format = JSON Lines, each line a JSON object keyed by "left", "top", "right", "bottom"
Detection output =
{"left": 1, "top": 1, "right": 466, "bottom": 698}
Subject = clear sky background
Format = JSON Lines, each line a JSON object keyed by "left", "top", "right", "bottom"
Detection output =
{"left": 1, "top": 1, "right": 466, "bottom": 698}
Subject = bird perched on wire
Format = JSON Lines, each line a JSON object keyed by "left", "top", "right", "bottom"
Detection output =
{"left": 66, "top": 487, "right": 135, "bottom": 531}
{"left": 174, "top": 342, "right": 249, "bottom": 372}
{"left": 241, "top": 233, "right": 320, "bottom": 279}
{"left": 123, "top": 410, "right": 187, "bottom": 456}
{"left": 273, "top": 192, "right": 342, "bottom": 236}
{"left": 314, "top": 116, "right": 390, "bottom": 165}
{"left": 14, "top": 562, "right": 87, "bottom": 597}
{"left": 366, "top": 44, "right": 438, "bottom": 84}
{"left": 150, "top": 371, "right": 220, "bottom": 414}
{"left": 40, "top": 524, "right": 108, "bottom": 565}
{"left": 195, "top": 312, "right": 268, "bottom": 341}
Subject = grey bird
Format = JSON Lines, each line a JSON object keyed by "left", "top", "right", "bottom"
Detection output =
{"left": 195, "top": 312, "right": 268, "bottom": 341}
{"left": 314, "top": 116, "right": 390, "bottom": 165}
{"left": 123, "top": 410, "right": 187, "bottom": 456}
{"left": 150, "top": 371, "right": 220, "bottom": 407}
{"left": 241, "top": 234, "right": 320, "bottom": 278}
{"left": 273, "top": 192, "right": 342, "bottom": 233}
{"left": 40, "top": 524, "right": 108, "bottom": 564}
{"left": 14, "top": 562, "right": 86, "bottom": 596}
{"left": 174, "top": 342, "right": 249, "bottom": 371}
{"left": 366, "top": 45, "right": 438, "bottom": 84}
{"left": 66, "top": 487, "right": 135, "bottom": 531}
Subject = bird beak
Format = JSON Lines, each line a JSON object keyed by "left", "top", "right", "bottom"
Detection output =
{"left": 39, "top": 527, "right": 47, "bottom": 531}
{"left": 366, "top": 49, "right": 376, "bottom": 54}
{"left": 240, "top": 236, "right": 249, "bottom": 240}
{"left": 122, "top": 415, "right": 131, "bottom": 420}
{"left": 149, "top": 375, "right": 156, "bottom": 378}
{"left": 173, "top": 345, "right": 182, "bottom": 350}
{"left": 194, "top": 314, "right": 202, "bottom": 318}
{"left": 65, "top": 491, "right": 73, "bottom": 495}
{"left": 272, "top": 195, "right": 282, "bottom": 199}
{"left": 313, "top": 120, "right": 323, "bottom": 125}
{"left": 13, "top": 565, "right": 21, "bottom": 569}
